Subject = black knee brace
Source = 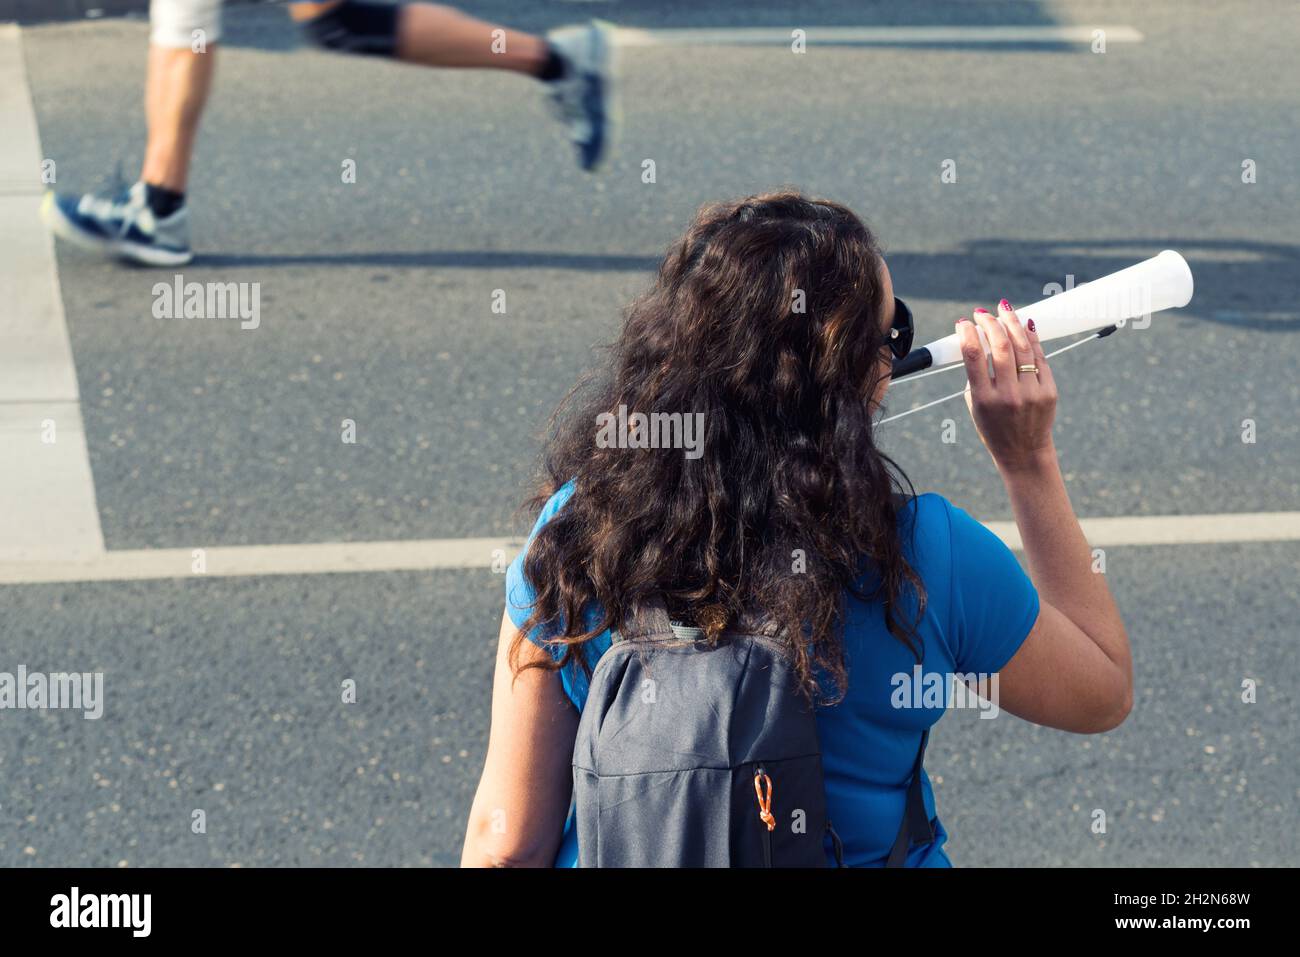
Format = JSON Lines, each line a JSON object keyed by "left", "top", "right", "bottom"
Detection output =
{"left": 299, "top": 1, "right": 401, "bottom": 57}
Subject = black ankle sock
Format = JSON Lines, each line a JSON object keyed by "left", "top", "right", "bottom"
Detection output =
{"left": 143, "top": 183, "right": 185, "bottom": 218}
{"left": 538, "top": 44, "right": 567, "bottom": 82}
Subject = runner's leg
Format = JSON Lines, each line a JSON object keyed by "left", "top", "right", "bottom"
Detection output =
{"left": 291, "top": 2, "right": 619, "bottom": 171}
{"left": 291, "top": 1, "right": 548, "bottom": 74}
{"left": 140, "top": 37, "right": 218, "bottom": 192}
{"left": 42, "top": 0, "right": 221, "bottom": 264}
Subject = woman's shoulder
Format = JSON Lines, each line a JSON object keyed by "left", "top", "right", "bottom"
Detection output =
{"left": 897, "top": 492, "right": 1010, "bottom": 573}
{"left": 899, "top": 491, "right": 951, "bottom": 522}
{"left": 896, "top": 492, "right": 958, "bottom": 559}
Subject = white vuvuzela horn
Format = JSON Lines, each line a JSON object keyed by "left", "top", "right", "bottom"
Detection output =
{"left": 892, "top": 250, "right": 1194, "bottom": 378}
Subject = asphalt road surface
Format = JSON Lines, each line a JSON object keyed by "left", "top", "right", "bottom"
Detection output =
{"left": 1, "top": 0, "right": 1297, "bottom": 867}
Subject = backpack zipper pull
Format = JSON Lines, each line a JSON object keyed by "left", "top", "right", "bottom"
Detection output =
{"left": 753, "top": 767, "right": 776, "bottom": 832}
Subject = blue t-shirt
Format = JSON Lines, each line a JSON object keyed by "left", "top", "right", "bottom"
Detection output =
{"left": 505, "top": 482, "right": 1039, "bottom": 867}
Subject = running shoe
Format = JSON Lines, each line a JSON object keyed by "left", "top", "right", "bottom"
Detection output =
{"left": 544, "top": 19, "right": 620, "bottom": 173}
{"left": 43, "top": 181, "right": 192, "bottom": 266}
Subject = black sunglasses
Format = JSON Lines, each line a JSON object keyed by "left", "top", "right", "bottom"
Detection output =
{"left": 887, "top": 297, "right": 914, "bottom": 360}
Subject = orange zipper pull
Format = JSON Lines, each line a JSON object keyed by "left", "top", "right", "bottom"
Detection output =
{"left": 753, "top": 768, "right": 776, "bottom": 832}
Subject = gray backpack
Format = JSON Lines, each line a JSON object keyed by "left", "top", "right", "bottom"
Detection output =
{"left": 572, "top": 598, "right": 933, "bottom": 867}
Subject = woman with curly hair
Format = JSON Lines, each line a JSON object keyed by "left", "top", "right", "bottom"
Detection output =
{"left": 461, "top": 191, "right": 1132, "bottom": 867}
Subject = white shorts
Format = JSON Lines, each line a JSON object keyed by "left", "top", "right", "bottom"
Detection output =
{"left": 150, "top": 0, "right": 224, "bottom": 48}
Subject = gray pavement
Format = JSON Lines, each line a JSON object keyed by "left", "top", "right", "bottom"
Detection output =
{"left": 1, "top": 0, "right": 1297, "bottom": 866}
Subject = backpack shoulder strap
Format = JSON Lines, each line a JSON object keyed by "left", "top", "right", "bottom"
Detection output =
{"left": 612, "top": 597, "right": 781, "bottom": 644}
{"left": 611, "top": 595, "right": 702, "bottom": 644}
{"left": 885, "top": 729, "right": 934, "bottom": 867}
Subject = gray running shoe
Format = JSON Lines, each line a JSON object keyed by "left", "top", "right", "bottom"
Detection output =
{"left": 544, "top": 19, "right": 620, "bottom": 173}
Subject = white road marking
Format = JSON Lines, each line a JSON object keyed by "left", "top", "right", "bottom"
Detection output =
{"left": 0, "top": 513, "right": 1296, "bottom": 585}
{"left": 0, "top": 24, "right": 106, "bottom": 561}
{"left": 1213, "top": 310, "right": 1298, "bottom": 323}
{"left": 987, "top": 512, "right": 1300, "bottom": 551}
{"left": 614, "top": 25, "right": 1144, "bottom": 48}
{"left": 0, "top": 537, "right": 527, "bottom": 584}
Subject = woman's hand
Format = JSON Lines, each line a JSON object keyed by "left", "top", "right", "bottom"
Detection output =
{"left": 957, "top": 299, "right": 1058, "bottom": 475}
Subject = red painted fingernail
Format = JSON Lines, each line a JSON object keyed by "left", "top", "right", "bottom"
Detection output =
{"left": 1027, "top": 319, "right": 1036, "bottom": 332}
{"left": 957, "top": 316, "right": 971, "bottom": 324}
{"left": 973, "top": 308, "right": 990, "bottom": 315}
{"left": 999, "top": 299, "right": 1012, "bottom": 311}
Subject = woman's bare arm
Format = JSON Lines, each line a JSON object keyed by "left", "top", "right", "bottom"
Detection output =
{"left": 997, "top": 452, "right": 1132, "bottom": 732}
{"left": 460, "top": 609, "right": 578, "bottom": 866}
{"left": 958, "top": 303, "right": 1133, "bottom": 733}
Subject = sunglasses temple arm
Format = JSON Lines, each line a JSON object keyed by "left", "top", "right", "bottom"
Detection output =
{"left": 890, "top": 346, "right": 933, "bottom": 380}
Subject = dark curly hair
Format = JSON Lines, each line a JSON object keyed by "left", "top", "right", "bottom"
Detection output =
{"left": 511, "top": 191, "right": 925, "bottom": 704}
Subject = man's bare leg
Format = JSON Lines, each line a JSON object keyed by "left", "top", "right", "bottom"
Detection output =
{"left": 140, "top": 43, "right": 218, "bottom": 193}
{"left": 289, "top": 1, "right": 618, "bottom": 171}
{"left": 395, "top": 4, "right": 549, "bottom": 73}
{"left": 289, "top": 1, "right": 549, "bottom": 75}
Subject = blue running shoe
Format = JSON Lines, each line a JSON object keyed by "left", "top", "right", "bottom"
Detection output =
{"left": 43, "top": 181, "right": 192, "bottom": 266}
{"left": 545, "top": 20, "right": 620, "bottom": 173}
